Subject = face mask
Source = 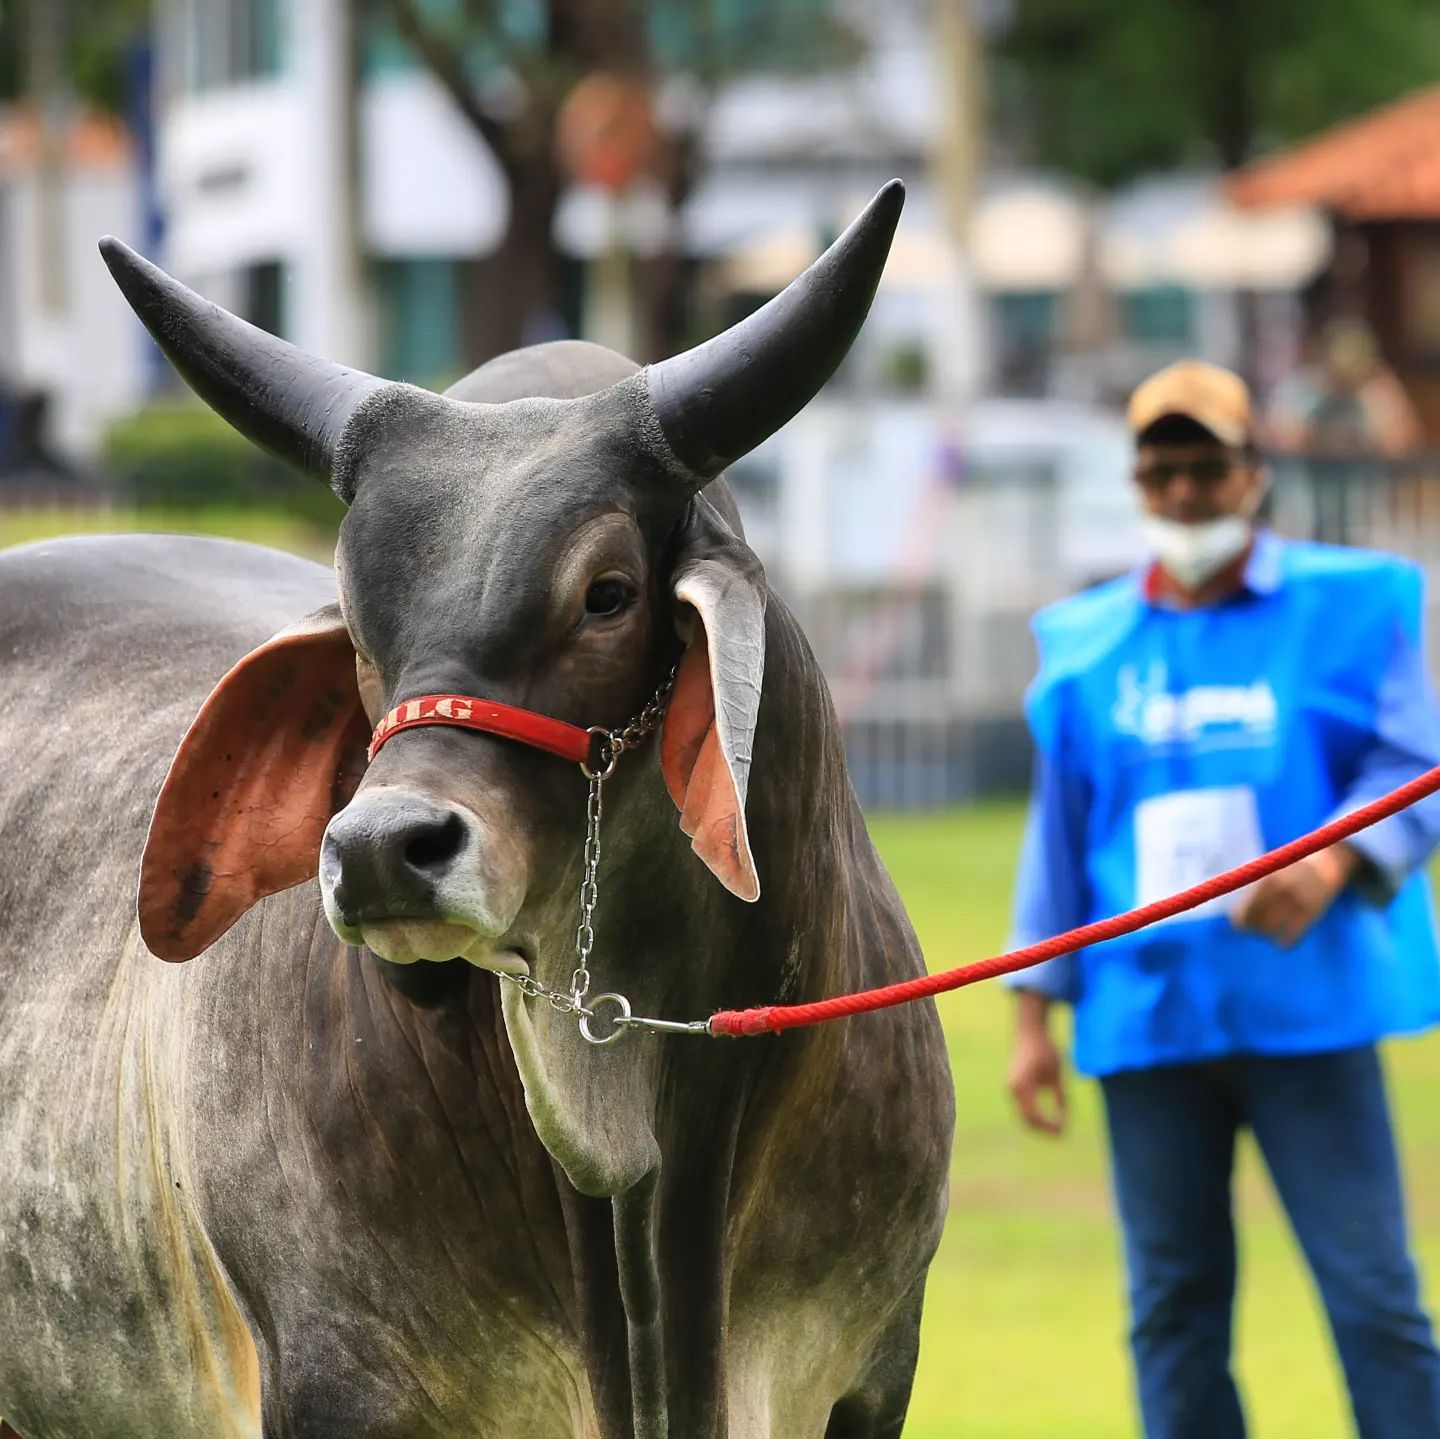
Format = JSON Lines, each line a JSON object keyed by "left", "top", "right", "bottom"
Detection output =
{"left": 1141, "top": 475, "right": 1267, "bottom": 590}
{"left": 1140, "top": 513, "right": 1253, "bottom": 590}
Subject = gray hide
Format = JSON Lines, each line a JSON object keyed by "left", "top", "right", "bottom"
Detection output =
{"left": 0, "top": 185, "right": 954, "bottom": 1439}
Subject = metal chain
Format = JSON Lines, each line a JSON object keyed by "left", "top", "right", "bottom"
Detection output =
{"left": 569, "top": 661, "right": 676, "bottom": 1009}
{"left": 607, "top": 666, "right": 677, "bottom": 758}
{"left": 498, "top": 663, "right": 710, "bottom": 1043}
{"left": 568, "top": 771, "right": 604, "bottom": 1007}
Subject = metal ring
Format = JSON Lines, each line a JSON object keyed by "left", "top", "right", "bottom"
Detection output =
{"left": 580, "top": 728, "right": 618, "bottom": 781}
{"left": 578, "top": 992, "right": 632, "bottom": 1046}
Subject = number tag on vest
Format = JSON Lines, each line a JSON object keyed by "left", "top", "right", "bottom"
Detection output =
{"left": 1134, "top": 785, "right": 1263, "bottom": 923}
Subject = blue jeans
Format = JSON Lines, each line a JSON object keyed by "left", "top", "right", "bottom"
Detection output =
{"left": 1101, "top": 1045, "right": 1440, "bottom": 1439}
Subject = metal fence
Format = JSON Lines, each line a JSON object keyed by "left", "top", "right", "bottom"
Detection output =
{"left": 780, "top": 452, "right": 1440, "bottom": 810}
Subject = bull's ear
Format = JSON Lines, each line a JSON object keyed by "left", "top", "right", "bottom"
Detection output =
{"left": 139, "top": 603, "right": 369, "bottom": 961}
{"left": 660, "top": 499, "right": 766, "bottom": 902}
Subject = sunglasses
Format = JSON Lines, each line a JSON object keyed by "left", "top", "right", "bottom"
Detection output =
{"left": 1134, "top": 458, "right": 1240, "bottom": 491}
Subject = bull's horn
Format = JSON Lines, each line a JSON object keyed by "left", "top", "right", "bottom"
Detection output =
{"left": 99, "top": 238, "right": 388, "bottom": 498}
{"left": 645, "top": 179, "right": 904, "bottom": 484}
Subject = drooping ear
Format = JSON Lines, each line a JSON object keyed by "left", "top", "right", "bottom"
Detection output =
{"left": 139, "top": 603, "right": 369, "bottom": 961}
{"left": 660, "top": 499, "right": 766, "bottom": 902}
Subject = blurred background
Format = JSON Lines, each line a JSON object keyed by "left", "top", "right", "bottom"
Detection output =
{"left": 6, "top": 0, "right": 1440, "bottom": 1433}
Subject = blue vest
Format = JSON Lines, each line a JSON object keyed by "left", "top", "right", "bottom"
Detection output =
{"left": 1028, "top": 539, "right": 1440, "bottom": 1075}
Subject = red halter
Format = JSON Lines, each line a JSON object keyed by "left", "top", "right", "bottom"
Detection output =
{"left": 367, "top": 694, "right": 601, "bottom": 769}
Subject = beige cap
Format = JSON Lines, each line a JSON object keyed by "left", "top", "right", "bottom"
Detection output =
{"left": 1127, "top": 360, "right": 1252, "bottom": 447}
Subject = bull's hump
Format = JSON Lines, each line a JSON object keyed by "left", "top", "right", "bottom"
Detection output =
{"left": 0, "top": 533, "right": 334, "bottom": 650}
{"left": 443, "top": 341, "right": 639, "bottom": 404}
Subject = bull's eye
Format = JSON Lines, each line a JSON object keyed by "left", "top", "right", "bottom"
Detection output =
{"left": 584, "top": 578, "right": 636, "bottom": 619}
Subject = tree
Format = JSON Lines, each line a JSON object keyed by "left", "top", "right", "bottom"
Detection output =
{"left": 997, "top": 0, "right": 1440, "bottom": 374}
{"left": 0, "top": 0, "right": 151, "bottom": 114}
{"left": 997, "top": 0, "right": 1440, "bottom": 184}
{"left": 375, "top": 0, "right": 860, "bottom": 362}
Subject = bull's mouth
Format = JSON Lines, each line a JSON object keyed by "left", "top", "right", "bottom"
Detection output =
{"left": 339, "top": 915, "right": 529, "bottom": 975}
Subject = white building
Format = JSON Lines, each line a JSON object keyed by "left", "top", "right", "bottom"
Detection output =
{"left": 0, "top": 107, "right": 145, "bottom": 463}
{"left": 149, "top": 0, "right": 956, "bottom": 389}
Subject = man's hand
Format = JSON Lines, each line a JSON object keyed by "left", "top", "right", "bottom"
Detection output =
{"left": 1007, "top": 991, "right": 1068, "bottom": 1136}
{"left": 1232, "top": 842, "right": 1359, "bottom": 948}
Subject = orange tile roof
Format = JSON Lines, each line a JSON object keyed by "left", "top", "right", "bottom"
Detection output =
{"left": 1227, "top": 86, "right": 1440, "bottom": 220}
{"left": 0, "top": 103, "right": 132, "bottom": 175}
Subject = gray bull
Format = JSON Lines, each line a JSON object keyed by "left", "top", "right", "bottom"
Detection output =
{"left": 0, "top": 182, "right": 954, "bottom": 1438}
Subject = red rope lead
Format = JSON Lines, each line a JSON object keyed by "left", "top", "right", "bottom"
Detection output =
{"left": 708, "top": 764, "right": 1440, "bottom": 1038}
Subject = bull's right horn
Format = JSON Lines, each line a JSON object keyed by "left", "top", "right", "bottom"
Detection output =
{"left": 99, "top": 238, "right": 389, "bottom": 500}
{"left": 644, "top": 179, "right": 904, "bottom": 485}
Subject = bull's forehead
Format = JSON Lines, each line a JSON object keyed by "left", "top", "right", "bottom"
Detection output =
{"left": 341, "top": 379, "right": 679, "bottom": 512}
{"left": 334, "top": 381, "right": 683, "bottom": 671}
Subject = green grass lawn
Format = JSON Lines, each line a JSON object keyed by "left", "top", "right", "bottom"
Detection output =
{"left": 870, "top": 803, "right": 1440, "bottom": 1438}
{"left": 0, "top": 506, "right": 336, "bottom": 561}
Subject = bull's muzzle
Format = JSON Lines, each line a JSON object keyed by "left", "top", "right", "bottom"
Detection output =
{"left": 319, "top": 789, "right": 526, "bottom": 971}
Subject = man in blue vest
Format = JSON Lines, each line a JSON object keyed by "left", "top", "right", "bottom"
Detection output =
{"left": 1005, "top": 359, "right": 1440, "bottom": 1439}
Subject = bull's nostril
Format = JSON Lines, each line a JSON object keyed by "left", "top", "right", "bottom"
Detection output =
{"left": 404, "top": 813, "right": 466, "bottom": 872}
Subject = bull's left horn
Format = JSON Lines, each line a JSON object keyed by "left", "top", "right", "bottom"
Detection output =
{"left": 99, "top": 238, "right": 388, "bottom": 499}
{"left": 644, "top": 179, "right": 904, "bottom": 484}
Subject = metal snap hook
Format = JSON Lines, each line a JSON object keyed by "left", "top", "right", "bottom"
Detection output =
{"left": 579, "top": 991, "right": 632, "bottom": 1046}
